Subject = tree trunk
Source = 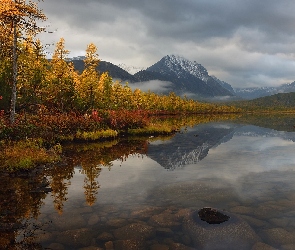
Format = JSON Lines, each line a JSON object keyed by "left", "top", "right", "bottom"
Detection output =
{"left": 10, "top": 18, "right": 18, "bottom": 124}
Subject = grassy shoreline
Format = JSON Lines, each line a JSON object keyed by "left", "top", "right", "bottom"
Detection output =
{"left": 0, "top": 111, "right": 241, "bottom": 171}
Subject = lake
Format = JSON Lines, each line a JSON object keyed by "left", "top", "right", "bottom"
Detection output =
{"left": 1, "top": 115, "right": 295, "bottom": 250}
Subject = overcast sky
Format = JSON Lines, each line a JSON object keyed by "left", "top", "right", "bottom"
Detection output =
{"left": 38, "top": 0, "right": 295, "bottom": 88}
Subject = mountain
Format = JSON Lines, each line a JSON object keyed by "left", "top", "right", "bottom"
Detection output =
{"left": 71, "top": 55, "right": 234, "bottom": 98}
{"left": 71, "top": 60, "right": 137, "bottom": 82}
{"left": 233, "top": 81, "right": 295, "bottom": 100}
{"left": 234, "top": 86, "right": 278, "bottom": 99}
{"left": 141, "top": 55, "right": 234, "bottom": 98}
{"left": 70, "top": 56, "right": 295, "bottom": 101}
{"left": 211, "top": 76, "right": 235, "bottom": 94}
{"left": 117, "top": 63, "right": 145, "bottom": 75}
{"left": 231, "top": 91, "right": 295, "bottom": 111}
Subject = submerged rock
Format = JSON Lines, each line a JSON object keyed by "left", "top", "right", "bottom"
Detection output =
{"left": 113, "top": 222, "right": 155, "bottom": 241}
{"left": 183, "top": 207, "right": 260, "bottom": 250}
{"left": 198, "top": 207, "right": 230, "bottom": 224}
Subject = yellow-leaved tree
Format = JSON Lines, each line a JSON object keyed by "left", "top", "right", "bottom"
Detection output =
{"left": 17, "top": 37, "right": 48, "bottom": 111}
{"left": 45, "top": 38, "right": 79, "bottom": 112}
{"left": 0, "top": 0, "right": 47, "bottom": 123}
{"left": 76, "top": 43, "right": 100, "bottom": 111}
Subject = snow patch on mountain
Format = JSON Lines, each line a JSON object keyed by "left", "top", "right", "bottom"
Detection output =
{"left": 117, "top": 63, "right": 145, "bottom": 75}
{"left": 163, "top": 55, "right": 209, "bottom": 81}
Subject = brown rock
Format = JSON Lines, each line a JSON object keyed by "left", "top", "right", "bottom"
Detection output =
{"left": 156, "top": 228, "right": 174, "bottom": 237}
{"left": 106, "top": 218, "right": 128, "bottom": 228}
{"left": 262, "top": 228, "right": 295, "bottom": 246}
{"left": 183, "top": 209, "right": 260, "bottom": 250}
{"left": 97, "top": 232, "right": 114, "bottom": 241}
{"left": 34, "top": 230, "right": 53, "bottom": 243}
{"left": 169, "top": 243, "right": 195, "bottom": 250}
{"left": 47, "top": 242, "right": 65, "bottom": 250}
{"left": 230, "top": 206, "right": 254, "bottom": 215}
{"left": 149, "top": 212, "right": 181, "bottom": 229}
{"left": 114, "top": 239, "right": 146, "bottom": 250}
{"left": 239, "top": 215, "right": 269, "bottom": 228}
{"left": 88, "top": 214, "right": 100, "bottom": 226}
{"left": 105, "top": 241, "right": 114, "bottom": 250}
{"left": 269, "top": 217, "right": 289, "bottom": 228}
{"left": 49, "top": 212, "right": 86, "bottom": 230}
{"left": 113, "top": 222, "right": 155, "bottom": 241}
{"left": 55, "top": 228, "right": 95, "bottom": 247}
{"left": 251, "top": 242, "right": 277, "bottom": 250}
{"left": 150, "top": 243, "right": 170, "bottom": 250}
{"left": 78, "top": 247, "right": 104, "bottom": 250}
{"left": 281, "top": 244, "right": 295, "bottom": 250}
{"left": 130, "top": 206, "right": 163, "bottom": 219}
{"left": 175, "top": 209, "right": 191, "bottom": 220}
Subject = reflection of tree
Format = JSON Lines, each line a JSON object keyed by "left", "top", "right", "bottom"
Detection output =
{"left": 46, "top": 164, "right": 74, "bottom": 214}
{"left": 63, "top": 139, "right": 150, "bottom": 206}
{"left": 80, "top": 164, "right": 101, "bottom": 206}
{"left": 0, "top": 170, "right": 48, "bottom": 249}
{"left": 65, "top": 139, "right": 149, "bottom": 172}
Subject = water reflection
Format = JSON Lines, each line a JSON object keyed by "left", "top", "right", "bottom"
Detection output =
{"left": 0, "top": 169, "right": 48, "bottom": 249}
{"left": 1, "top": 115, "right": 295, "bottom": 249}
{"left": 147, "top": 122, "right": 239, "bottom": 169}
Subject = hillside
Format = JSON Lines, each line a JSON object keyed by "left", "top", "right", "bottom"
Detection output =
{"left": 71, "top": 60, "right": 138, "bottom": 82}
{"left": 231, "top": 92, "right": 295, "bottom": 111}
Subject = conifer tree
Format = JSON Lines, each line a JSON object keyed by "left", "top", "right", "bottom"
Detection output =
{"left": 45, "top": 38, "right": 79, "bottom": 112}
{"left": 76, "top": 43, "right": 100, "bottom": 111}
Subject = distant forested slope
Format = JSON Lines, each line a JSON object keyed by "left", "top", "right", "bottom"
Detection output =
{"left": 231, "top": 92, "right": 295, "bottom": 111}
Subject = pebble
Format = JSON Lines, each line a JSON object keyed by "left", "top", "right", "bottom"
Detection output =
{"left": 251, "top": 242, "right": 277, "bottom": 250}
{"left": 261, "top": 228, "right": 295, "bottom": 246}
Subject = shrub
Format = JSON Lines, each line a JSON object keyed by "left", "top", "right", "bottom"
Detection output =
{"left": 106, "top": 109, "right": 149, "bottom": 131}
{"left": 0, "top": 139, "right": 62, "bottom": 171}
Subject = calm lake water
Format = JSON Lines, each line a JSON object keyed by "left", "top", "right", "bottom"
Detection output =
{"left": 1, "top": 115, "right": 295, "bottom": 250}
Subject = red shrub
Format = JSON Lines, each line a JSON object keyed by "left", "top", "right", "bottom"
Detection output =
{"left": 106, "top": 109, "right": 149, "bottom": 130}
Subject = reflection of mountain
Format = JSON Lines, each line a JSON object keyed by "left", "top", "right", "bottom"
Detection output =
{"left": 235, "top": 125, "right": 295, "bottom": 142}
{"left": 147, "top": 123, "right": 295, "bottom": 170}
{"left": 147, "top": 123, "right": 238, "bottom": 170}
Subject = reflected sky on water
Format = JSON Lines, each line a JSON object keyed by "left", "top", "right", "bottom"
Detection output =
{"left": 56, "top": 121, "right": 295, "bottom": 208}
{"left": 2, "top": 116, "right": 295, "bottom": 249}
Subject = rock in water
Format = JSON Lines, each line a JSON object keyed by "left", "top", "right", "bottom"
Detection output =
{"left": 183, "top": 207, "right": 260, "bottom": 250}
{"left": 198, "top": 207, "right": 230, "bottom": 224}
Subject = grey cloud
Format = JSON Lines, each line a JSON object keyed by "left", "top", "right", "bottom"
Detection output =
{"left": 39, "top": 0, "right": 295, "bottom": 88}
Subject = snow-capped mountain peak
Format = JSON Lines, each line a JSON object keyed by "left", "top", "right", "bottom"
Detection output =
{"left": 117, "top": 63, "right": 145, "bottom": 75}
{"left": 144, "top": 54, "right": 234, "bottom": 97}
{"left": 162, "top": 55, "right": 209, "bottom": 81}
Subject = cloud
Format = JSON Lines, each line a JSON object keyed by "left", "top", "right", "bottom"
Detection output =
{"left": 38, "top": 0, "right": 295, "bottom": 88}
{"left": 128, "top": 80, "right": 173, "bottom": 93}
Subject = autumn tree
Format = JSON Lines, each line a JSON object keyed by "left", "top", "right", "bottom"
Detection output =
{"left": 76, "top": 43, "right": 100, "bottom": 111}
{"left": 0, "top": 0, "right": 47, "bottom": 123}
{"left": 98, "top": 71, "right": 113, "bottom": 109}
{"left": 45, "top": 38, "right": 79, "bottom": 112}
{"left": 17, "top": 37, "right": 48, "bottom": 111}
